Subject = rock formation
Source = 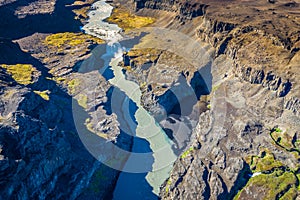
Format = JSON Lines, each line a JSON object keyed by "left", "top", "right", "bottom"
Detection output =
{"left": 0, "top": 0, "right": 299, "bottom": 199}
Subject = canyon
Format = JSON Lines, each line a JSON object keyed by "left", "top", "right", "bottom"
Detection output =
{"left": 0, "top": 0, "right": 299, "bottom": 199}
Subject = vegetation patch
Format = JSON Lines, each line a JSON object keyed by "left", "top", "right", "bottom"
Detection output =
{"left": 211, "top": 84, "right": 220, "bottom": 93}
{"left": 44, "top": 32, "right": 104, "bottom": 48}
{"left": 242, "top": 146, "right": 300, "bottom": 199}
{"left": 274, "top": 127, "right": 283, "bottom": 133}
{"left": 165, "top": 178, "right": 172, "bottom": 193}
{"left": 65, "top": 78, "right": 81, "bottom": 95}
{"left": 247, "top": 149, "right": 283, "bottom": 172}
{"left": 181, "top": 147, "right": 195, "bottom": 159}
{"left": 34, "top": 90, "right": 50, "bottom": 101}
{"left": 125, "top": 48, "right": 162, "bottom": 66}
{"left": 77, "top": 94, "right": 88, "bottom": 109}
{"left": 237, "top": 171, "right": 298, "bottom": 200}
{"left": 271, "top": 130, "right": 294, "bottom": 150}
{"left": 47, "top": 76, "right": 66, "bottom": 84}
{"left": 107, "top": 7, "right": 155, "bottom": 31}
{"left": 1, "top": 64, "right": 38, "bottom": 85}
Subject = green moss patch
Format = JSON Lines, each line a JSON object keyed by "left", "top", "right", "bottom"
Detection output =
{"left": 247, "top": 149, "right": 283, "bottom": 172}
{"left": 249, "top": 171, "right": 297, "bottom": 200}
{"left": 1, "top": 64, "right": 38, "bottom": 85}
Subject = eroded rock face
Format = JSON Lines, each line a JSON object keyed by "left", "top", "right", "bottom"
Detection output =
{"left": 1, "top": 0, "right": 300, "bottom": 199}
{"left": 0, "top": 1, "right": 130, "bottom": 199}
{"left": 132, "top": 0, "right": 300, "bottom": 199}
{"left": 121, "top": 47, "right": 210, "bottom": 154}
{"left": 0, "top": 44, "right": 125, "bottom": 199}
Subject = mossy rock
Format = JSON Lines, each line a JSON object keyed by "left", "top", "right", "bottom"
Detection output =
{"left": 77, "top": 94, "right": 88, "bottom": 109}
{"left": 34, "top": 90, "right": 50, "bottom": 101}
{"left": 180, "top": 147, "right": 194, "bottom": 159}
{"left": 125, "top": 48, "right": 162, "bottom": 66}
{"left": 271, "top": 130, "right": 294, "bottom": 150}
{"left": 107, "top": 7, "right": 155, "bottom": 31}
{"left": 44, "top": 32, "right": 104, "bottom": 48}
{"left": 235, "top": 171, "right": 298, "bottom": 200}
{"left": 248, "top": 149, "right": 283, "bottom": 172}
{"left": 65, "top": 78, "right": 81, "bottom": 95}
{"left": 0, "top": 64, "right": 39, "bottom": 85}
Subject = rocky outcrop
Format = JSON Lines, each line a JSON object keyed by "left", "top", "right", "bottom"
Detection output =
{"left": 132, "top": 0, "right": 300, "bottom": 199}
{"left": 237, "top": 65, "right": 292, "bottom": 97}
{"left": 0, "top": 1, "right": 130, "bottom": 198}
{"left": 0, "top": 39, "right": 130, "bottom": 198}
{"left": 285, "top": 97, "right": 300, "bottom": 117}
{"left": 134, "top": 0, "right": 208, "bottom": 21}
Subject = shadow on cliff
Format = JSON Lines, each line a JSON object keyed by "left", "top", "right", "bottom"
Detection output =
{"left": 0, "top": 40, "right": 123, "bottom": 199}
{"left": 217, "top": 161, "right": 252, "bottom": 200}
{"left": 156, "top": 62, "right": 212, "bottom": 154}
{"left": 0, "top": 0, "right": 81, "bottom": 40}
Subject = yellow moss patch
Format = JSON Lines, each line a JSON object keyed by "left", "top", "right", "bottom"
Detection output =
{"left": 77, "top": 94, "right": 88, "bottom": 109}
{"left": 126, "top": 48, "right": 162, "bottom": 65}
{"left": 233, "top": 189, "right": 242, "bottom": 200}
{"left": 47, "top": 76, "right": 66, "bottom": 84}
{"left": 140, "top": 81, "right": 147, "bottom": 89}
{"left": 1, "top": 64, "right": 38, "bottom": 85}
{"left": 124, "top": 65, "right": 132, "bottom": 71}
{"left": 180, "top": 147, "right": 195, "bottom": 159}
{"left": 297, "top": 174, "right": 300, "bottom": 190}
{"left": 280, "top": 185, "right": 298, "bottom": 199}
{"left": 211, "top": 84, "right": 220, "bottom": 92}
{"left": 34, "top": 90, "right": 50, "bottom": 101}
{"left": 3, "top": 89, "right": 18, "bottom": 99}
{"left": 65, "top": 78, "right": 81, "bottom": 95}
{"left": 107, "top": 7, "right": 155, "bottom": 31}
{"left": 44, "top": 32, "right": 104, "bottom": 48}
{"left": 85, "top": 118, "right": 109, "bottom": 140}
{"left": 165, "top": 178, "right": 172, "bottom": 193}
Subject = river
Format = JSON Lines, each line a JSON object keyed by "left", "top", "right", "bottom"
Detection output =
{"left": 82, "top": 1, "right": 177, "bottom": 199}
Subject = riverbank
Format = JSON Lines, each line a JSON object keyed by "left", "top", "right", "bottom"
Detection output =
{"left": 81, "top": 0, "right": 177, "bottom": 198}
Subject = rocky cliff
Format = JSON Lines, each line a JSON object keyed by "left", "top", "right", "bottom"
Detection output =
{"left": 0, "top": 1, "right": 131, "bottom": 199}
{"left": 1, "top": 0, "right": 300, "bottom": 199}
{"left": 127, "top": 0, "right": 300, "bottom": 199}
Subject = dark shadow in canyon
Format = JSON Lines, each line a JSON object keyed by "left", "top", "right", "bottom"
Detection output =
{"left": 217, "top": 161, "right": 252, "bottom": 200}
{"left": 0, "top": 41, "right": 125, "bottom": 199}
{"left": 0, "top": 0, "right": 82, "bottom": 40}
{"left": 156, "top": 62, "right": 212, "bottom": 155}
